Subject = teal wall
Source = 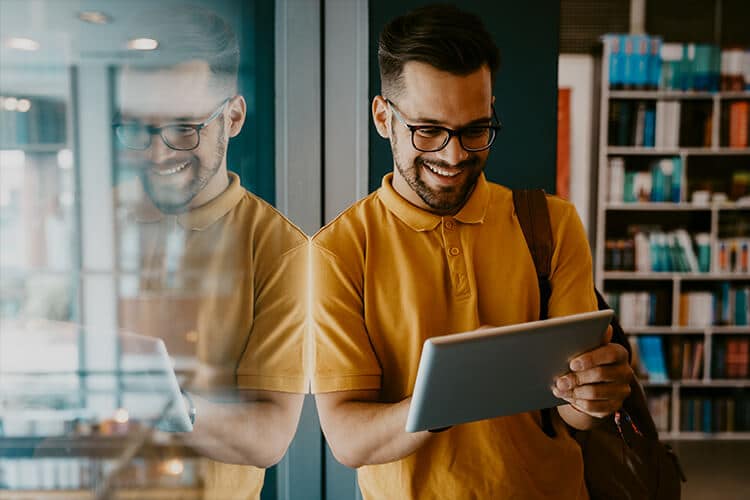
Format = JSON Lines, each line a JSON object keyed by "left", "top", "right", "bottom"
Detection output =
{"left": 368, "top": 0, "right": 561, "bottom": 194}
{"left": 228, "top": 0, "right": 276, "bottom": 204}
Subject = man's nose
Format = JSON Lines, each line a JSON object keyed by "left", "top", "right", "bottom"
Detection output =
{"left": 437, "top": 134, "right": 469, "bottom": 165}
{"left": 148, "top": 134, "right": 177, "bottom": 164}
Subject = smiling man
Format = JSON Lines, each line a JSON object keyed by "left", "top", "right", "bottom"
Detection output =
{"left": 311, "top": 4, "right": 631, "bottom": 499}
{"left": 113, "top": 9, "right": 307, "bottom": 500}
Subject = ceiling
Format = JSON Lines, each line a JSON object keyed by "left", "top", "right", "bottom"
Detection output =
{"left": 0, "top": 0, "right": 247, "bottom": 96}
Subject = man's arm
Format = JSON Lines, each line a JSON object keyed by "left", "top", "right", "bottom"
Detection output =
{"left": 315, "top": 390, "right": 433, "bottom": 468}
{"left": 553, "top": 326, "right": 633, "bottom": 430}
{"left": 180, "top": 387, "right": 304, "bottom": 468}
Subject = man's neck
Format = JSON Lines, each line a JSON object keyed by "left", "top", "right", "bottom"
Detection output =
{"left": 188, "top": 165, "right": 231, "bottom": 210}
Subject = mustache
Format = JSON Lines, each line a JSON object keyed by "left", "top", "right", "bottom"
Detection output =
{"left": 416, "top": 156, "right": 480, "bottom": 171}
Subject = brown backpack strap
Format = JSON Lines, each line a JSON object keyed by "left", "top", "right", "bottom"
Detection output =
{"left": 512, "top": 189, "right": 556, "bottom": 437}
{"left": 513, "top": 189, "right": 554, "bottom": 319}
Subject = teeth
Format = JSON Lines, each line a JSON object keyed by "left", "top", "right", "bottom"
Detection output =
{"left": 153, "top": 161, "right": 189, "bottom": 176}
{"left": 425, "top": 162, "right": 459, "bottom": 177}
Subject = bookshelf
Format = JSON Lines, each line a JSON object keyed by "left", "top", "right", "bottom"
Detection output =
{"left": 595, "top": 38, "right": 750, "bottom": 441}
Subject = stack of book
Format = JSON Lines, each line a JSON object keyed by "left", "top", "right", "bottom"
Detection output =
{"left": 679, "top": 285, "right": 750, "bottom": 327}
{"left": 723, "top": 100, "right": 749, "bottom": 148}
{"left": 666, "top": 337, "right": 705, "bottom": 380}
{"left": 636, "top": 335, "right": 669, "bottom": 382}
{"left": 681, "top": 394, "right": 750, "bottom": 432}
{"left": 606, "top": 291, "right": 671, "bottom": 327}
{"left": 607, "top": 156, "right": 683, "bottom": 203}
{"left": 604, "top": 34, "right": 750, "bottom": 92}
{"left": 715, "top": 239, "right": 750, "bottom": 274}
{"left": 605, "top": 229, "right": 708, "bottom": 273}
{"left": 712, "top": 337, "right": 750, "bottom": 379}
{"left": 647, "top": 393, "right": 671, "bottom": 433}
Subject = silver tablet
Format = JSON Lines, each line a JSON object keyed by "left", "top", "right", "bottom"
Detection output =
{"left": 405, "top": 309, "right": 614, "bottom": 432}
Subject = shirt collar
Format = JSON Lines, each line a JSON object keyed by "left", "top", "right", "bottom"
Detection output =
{"left": 377, "top": 172, "right": 490, "bottom": 232}
{"left": 130, "top": 171, "right": 244, "bottom": 231}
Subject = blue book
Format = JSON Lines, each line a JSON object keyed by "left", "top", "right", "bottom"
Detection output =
{"left": 650, "top": 162, "right": 665, "bottom": 202}
{"left": 622, "top": 35, "right": 636, "bottom": 88}
{"left": 702, "top": 399, "right": 712, "bottom": 433}
{"left": 643, "top": 107, "right": 656, "bottom": 147}
{"left": 648, "top": 36, "right": 662, "bottom": 89}
{"left": 735, "top": 288, "right": 749, "bottom": 326}
{"left": 671, "top": 157, "right": 682, "bottom": 203}
{"left": 605, "top": 34, "right": 625, "bottom": 88}
{"left": 720, "top": 282, "right": 731, "bottom": 325}
{"left": 648, "top": 293, "right": 658, "bottom": 325}
{"left": 632, "top": 35, "right": 650, "bottom": 89}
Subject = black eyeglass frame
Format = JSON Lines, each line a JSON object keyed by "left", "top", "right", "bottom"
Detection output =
{"left": 386, "top": 98, "right": 503, "bottom": 153}
{"left": 112, "top": 97, "right": 232, "bottom": 151}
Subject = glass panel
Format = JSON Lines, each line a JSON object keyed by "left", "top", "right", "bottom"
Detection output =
{"left": 1, "top": 2, "right": 287, "bottom": 499}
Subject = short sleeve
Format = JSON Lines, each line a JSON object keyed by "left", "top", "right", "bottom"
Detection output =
{"left": 311, "top": 241, "right": 382, "bottom": 393}
{"left": 547, "top": 200, "right": 598, "bottom": 318}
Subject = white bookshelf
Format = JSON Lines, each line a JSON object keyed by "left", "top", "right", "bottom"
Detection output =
{"left": 595, "top": 43, "right": 750, "bottom": 440}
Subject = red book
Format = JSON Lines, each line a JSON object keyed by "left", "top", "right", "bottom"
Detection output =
{"left": 556, "top": 88, "right": 571, "bottom": 200}
{"left": 729, "top": 101, "right": 749, "bottom": 148}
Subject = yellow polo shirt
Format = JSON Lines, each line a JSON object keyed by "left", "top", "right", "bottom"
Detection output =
{"left": 117, "top": 172, "right": 308, "bottom": 500}
{"left": 312, "top": 173, "right": 597, "bottom": 500}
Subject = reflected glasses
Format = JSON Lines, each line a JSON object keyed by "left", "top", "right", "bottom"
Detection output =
{"left": 386, "top": 99, "right": 502, "bottom": 153}
{"left": 113, "top": 97, "right": 231, "bottom": 151}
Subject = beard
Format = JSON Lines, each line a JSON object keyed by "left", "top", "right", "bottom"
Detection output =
{"left": 391, "top": 131, "right": 484, "bottom": 213}
{"left": 139, "top": 120, "right": 226, "bottom": 214}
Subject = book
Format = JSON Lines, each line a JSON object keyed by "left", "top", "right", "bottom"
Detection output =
{"left": 729, "top": 101, "right": 749, "bottom": 149}
{"left": 556, "top": 88, "right": 571, "bottom": 200}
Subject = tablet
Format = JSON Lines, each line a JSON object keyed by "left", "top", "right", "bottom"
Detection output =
{"left": 119, "top": 332, "right": 194, "bottom": 433}
{"left": 405, "top": 309, "right": 614, "bottom": 432}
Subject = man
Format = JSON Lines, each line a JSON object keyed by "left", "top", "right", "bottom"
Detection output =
{"left": 311, "top": 4, "right": 632, "bottom": 499}
{"left": 113, "top": 8, "right": 306, "bottom": 500}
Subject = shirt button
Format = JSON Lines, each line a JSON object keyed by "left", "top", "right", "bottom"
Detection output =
{"left": 445, "top": 220, "right": 455, "bottom": 230}
{"left": 449, "top": 247, "right": 460, "bottom": 256}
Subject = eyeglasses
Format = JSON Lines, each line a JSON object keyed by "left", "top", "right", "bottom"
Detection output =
{"left": 113, "top": 97, "right": 231, "bottom": 151}
{"left": 386, "top": 99, "right": 502, "bottom": 153}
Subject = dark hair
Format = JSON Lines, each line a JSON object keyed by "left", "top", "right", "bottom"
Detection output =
{"left": 378, "top": 3, "right": 500, "bottom": 98}
{"left": 128, "top": 6, "right": 240, "bottom": 96}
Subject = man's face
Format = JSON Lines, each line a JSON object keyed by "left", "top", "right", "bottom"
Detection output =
{"left": 376, "top": 62, "right": 494, "bottom": 214}
{"left": 116, "top": 61, "right": 230, "bottom": 214}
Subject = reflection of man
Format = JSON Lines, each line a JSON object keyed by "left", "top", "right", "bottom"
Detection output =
{"left": 113, "top": 9, "right": 306, "bottom": 500}
{"left": 312, "top": 5, "right": 631, "bottom": 499}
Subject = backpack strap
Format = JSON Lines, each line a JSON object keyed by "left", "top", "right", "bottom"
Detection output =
{"left": 512, "top": 189, "right": 556, "bottom": 437}
{"left": 512, "top": 189, "right": 554, "bottom": 319}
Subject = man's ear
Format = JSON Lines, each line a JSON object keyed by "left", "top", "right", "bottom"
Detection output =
{"left": 372, "top": 95, "right": 391, "bottom": 139}
{"left": 227, "top": 96, "right": 247, "bottom": 138}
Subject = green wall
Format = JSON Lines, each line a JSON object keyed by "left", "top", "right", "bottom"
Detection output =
{"left": 368, "top": 0, "right": 561, "bottom": 194}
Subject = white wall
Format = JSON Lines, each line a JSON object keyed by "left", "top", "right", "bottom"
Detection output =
{"left": 558, "top": 54, "right": 596, "bottom": 240}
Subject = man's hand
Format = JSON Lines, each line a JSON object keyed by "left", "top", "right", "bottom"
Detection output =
{"left": 552, "top": 325, "right": 632, "bottom": 419}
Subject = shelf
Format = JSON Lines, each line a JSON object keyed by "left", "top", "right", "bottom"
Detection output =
{"left": 0, "top": 488, "right": 201, "bottom": 500}
{"left": 677, "top": 380, "right": 750, "bottom": 388}
{"left": 0, "top": 143, "right": 68, "bottom": 153}
{"left": 660, "top": 432, "right": 750, "bottom": 441}
{"left": 640, "top": 380, "right": 750, "bottom": 388}
{"left": 609, "top": 90, "right": 717, "bottom": 99}
{"left": 0, "top": 436, "right": 199, "bottom": 459}
{"left": 609, "top": 90, "right": 750, "bottom": 100}
{"left": 624, "top": 327, "right": 705, "bottom": 335}
{"left": 605, "top": 203, "right": 710, "bottom": 211}
{"left": 603, "top": 272, "right": 750, "bottom": 281}
{"left": 607, "top": 147, "right": 750, "bottom": 156}
{"left": 712, "top": 326, "right": 750, "bottom": 334}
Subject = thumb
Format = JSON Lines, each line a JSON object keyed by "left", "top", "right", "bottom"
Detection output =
{"left": 603, "top": 324, "right": 613, "bottom": 344}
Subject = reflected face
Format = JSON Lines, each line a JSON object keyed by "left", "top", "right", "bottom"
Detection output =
{"left": 116, "top": 61, "right": 229, "bottom": 214}
{"left": 380, "top": 62, "right": 494, "bottom": 214}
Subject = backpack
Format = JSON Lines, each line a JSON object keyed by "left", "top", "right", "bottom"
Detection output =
{"left": 512, "top": 189, "right": 685, "bottom": 500}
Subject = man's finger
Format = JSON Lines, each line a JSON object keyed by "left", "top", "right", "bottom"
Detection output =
{"left": 569, "top": 342, "right": 628, "bottom": 372}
